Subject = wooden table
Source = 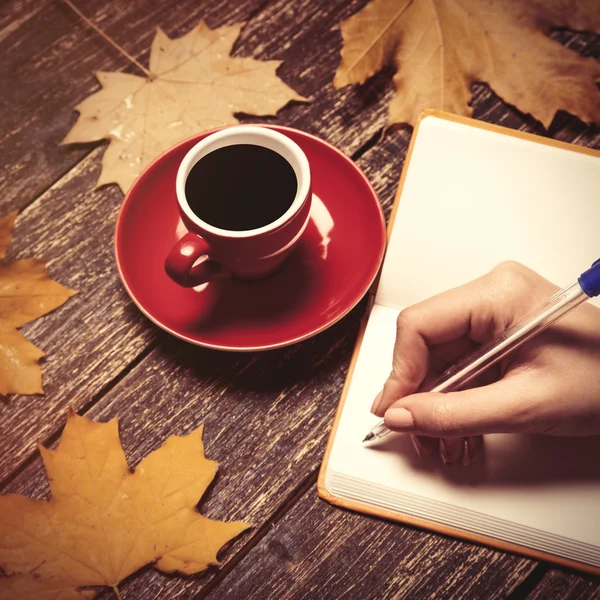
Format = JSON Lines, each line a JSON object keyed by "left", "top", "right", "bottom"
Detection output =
{"left": 2, "top": 0, "right": 599, "bottom": 598}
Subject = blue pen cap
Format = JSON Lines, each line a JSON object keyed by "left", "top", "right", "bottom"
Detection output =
{"left": 578, "top": 259, "right": 600, "bottom": 298}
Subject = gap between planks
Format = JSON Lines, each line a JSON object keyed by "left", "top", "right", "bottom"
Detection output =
{"left": 5, "top": 4, "right": 597, "bottom": 599}
{"left": 506, "top": 564, "right": 550, "bottom": 599}
{"left": 9, "top": 144, "right": 98, "bottom": 217}
{"left": 194, "top": 466, "right": 321, "bottom": 600}
{"left": 3, "top": 54, "right": 389, "bottom": 490}
{"left": 1, "top": 122, "right": 390, "bottom": 493}
{"left": 0, "top": 341, "right": 159, "bottom": 492}
{"left": 8, "top": 0, "right": 275, "bottom": 217}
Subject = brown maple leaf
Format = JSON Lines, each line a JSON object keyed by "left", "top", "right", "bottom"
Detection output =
{"left": 334, "top": 0, "right": 600, "bottom": 127}
{"left": 0, "top": 412, "right": 250, "bottom": 599}
{"left": 0, "top": 212, "right": 76, "bottom": 396}
{"left": 63, "top": 21, "right": 308, "bottom": 193}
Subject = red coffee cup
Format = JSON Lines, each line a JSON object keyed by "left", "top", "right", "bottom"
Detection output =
{"left": 165, "top": 125, "right": 312, "bottom": 286}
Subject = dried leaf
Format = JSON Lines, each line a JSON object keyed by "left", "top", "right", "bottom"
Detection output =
{"left": 334, "top": 0, "right": 600, "bottom": 127}
{"left": 0, "top": 212, "right": 76, "bottom": 396}
{"left": 0, "top": 260, "right": 76, "bottom": 329}
{"left": 63, "top": 21, "right": 307, "bottom": 193}
{"left": 0, "top": 412, "right": 251, "bottom": 599}
{"left": 0, "top": 327, "right": 44, "bottom": 396}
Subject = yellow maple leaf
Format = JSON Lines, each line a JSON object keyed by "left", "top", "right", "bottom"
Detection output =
{"left": 0, "top": 412, "right": 250, "bottom": 599}
{"left": 0, "top": 327, "right": 45, "bottom": 397}
{"left": 334, "top": 0, "right": 600, "bottom": 127}
{"left": 63, "top": 21, "right": 308, "bottom": 193}
{"left": 0, "top": 212, "right": 76, "bottom": 396}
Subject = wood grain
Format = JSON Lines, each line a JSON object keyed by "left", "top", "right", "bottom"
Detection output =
{"left": 527, "top": 569, "right": 600, "bottom": 599}
{"left": 202, "top": 488, "right": 535, "bottom": 600}
{"left": 0, "top": 0, "right": 390, "bottom": 216}
{"left": 0, "top": 0, "right": 267, "bottom": 214}
{"left": 1, "top": 134, "right": 533, "bottom": 600}
{"left": 0, "top": 0, "right": 393, "bottom": 483}
{"left": 0, "top": 150, "right": 156, "bottom": 481}
{"left": 1, "top": 1, "right": 599, "bottom": 598}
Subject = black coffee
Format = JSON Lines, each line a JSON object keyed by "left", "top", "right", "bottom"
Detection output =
{"left": 186, "top": 144, "right": 298, "bottom": 231}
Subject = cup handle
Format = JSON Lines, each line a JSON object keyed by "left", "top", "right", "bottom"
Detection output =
{"left": 165, "top": 232, "right": 226, "bottom": 287}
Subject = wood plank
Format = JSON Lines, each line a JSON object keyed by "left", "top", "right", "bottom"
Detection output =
{"left": 2, "top": 0, "right": 596, "bottom": 217}
{"left": 75, "top": 0, "right": 391, "bottom": 158}
{"left": 0, "top": 0, "right": 267, "bottom": 214}
{"left": 527, "top": 570, "right": 600, "bottom": 599}
{"left": 1, "top": 0, "right": 91, "bottom": 212}
{"left": 202, "top": 489, "right": 535, "bottom": 600}
{"left": 0, "top": 0, "right": 396, "bottom": 483}
{"left": 1, "top": 131, "right": 534, "bottom": 600}
{"left": 0, "top": 0, "right": 391, "bottom": 216}
{"left": 2, "top": 3, "right": 598, "bottom": 597}
{"left": 1, "top": 297, "right": 366, "bottom": 597}
{"left": 0, "top": 150, "right": 156, "bottom": 481}
{"left": 228, "top": 0, "right": 392, "bottom": 152}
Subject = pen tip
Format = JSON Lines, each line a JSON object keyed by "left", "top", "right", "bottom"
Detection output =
{"left": 363, "top": 433, "right": 375, "bottom": 443}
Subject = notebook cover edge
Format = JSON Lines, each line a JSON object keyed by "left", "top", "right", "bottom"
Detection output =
{"left": 316, "top": 108, "right": 600, "bottom": 576}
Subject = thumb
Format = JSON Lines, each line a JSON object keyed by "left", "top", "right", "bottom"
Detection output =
{"left": 383, "top": 376, "right": 541, "bottom": 437}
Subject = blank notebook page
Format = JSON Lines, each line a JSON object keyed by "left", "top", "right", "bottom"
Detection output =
{"left": 376, "top": 115, "right": 600, "bottom": 310}
{"left": 326, "top": 115, "right": 600, "bottom": 564}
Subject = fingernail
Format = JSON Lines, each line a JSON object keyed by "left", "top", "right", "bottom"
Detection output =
{"left": 465, "top": 436, "right": 483, "bottom": 465}
{"left": 439, "top": 439, "right": 449, "bottom": 465}
{"left": 384, "top": 408, "right": 414, "bottom": 432}
{"left": 412, "top": 435, "right": 437, "bottom": 458}
{"left": 462, "top": 439, "right": 471, "bottom": 466}
{"left": 370, "top": 390, "right": 383, "bottom": 414}
{"left": 411, "top": 435, "right": 422, "bottom": 457}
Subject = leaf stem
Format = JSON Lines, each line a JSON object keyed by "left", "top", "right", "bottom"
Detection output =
{"left": 112, "top": 585, "right": 124, "bottom": 600}
{"left": 62, "top": 0, "right": 151, "bottom": 78}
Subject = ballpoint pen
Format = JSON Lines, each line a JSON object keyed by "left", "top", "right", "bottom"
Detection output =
{"left": 363, "top": 259, "right": 600, "bottom": 444}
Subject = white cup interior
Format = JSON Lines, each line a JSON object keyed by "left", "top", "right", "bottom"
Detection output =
{"left": 176, "top": 126, "right": 311, "bottom": 238}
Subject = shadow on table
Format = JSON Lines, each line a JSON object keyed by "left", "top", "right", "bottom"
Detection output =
{"left": 149, "top": 299, "right": 366, "bottom": 396}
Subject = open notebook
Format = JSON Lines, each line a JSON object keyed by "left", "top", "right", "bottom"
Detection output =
{"left": 318, "top": 111, "right": 600, "bottom": 575}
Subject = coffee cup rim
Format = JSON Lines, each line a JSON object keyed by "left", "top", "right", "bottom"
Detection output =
{"left": 176, "top": 125, "right": 311, "bottom": 238}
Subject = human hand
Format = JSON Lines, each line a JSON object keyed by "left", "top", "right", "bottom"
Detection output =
{"left": 371, "top": 261, "right": 600, "bottom": 465}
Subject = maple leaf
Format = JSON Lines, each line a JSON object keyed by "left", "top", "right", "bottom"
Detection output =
{"left": 0, "top": 412, "right": 250, "bottom": 599}
{"left": 0, "top": 212, "right": 76, "bottom": 396}
{"left": 334, "top": 0, "right": 600, "bottom": 127}
{"left": 63, "top": 21, "right": 307, "bottom": 193}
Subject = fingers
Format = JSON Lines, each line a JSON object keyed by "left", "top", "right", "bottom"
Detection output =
{"left": 372, "top": 262, "right": 555, "bottom": 419}
{"left": 372, "top": 273, "right": 501, "bottom": 418}
{"left": 384, "top": 374, "right": 541, "bottom": 438}
{"left": 411, "top": 435, "right": 437, "bottom": 457}
{"left": 371, "top": 262, "right": 558, "bottom": 465}
{"left": 438, "top": 436, "right": 484, "bottom": 465}
{"left": 464, "top": 436, "right": 484, "bottom": 465}
{"left": 439, "top": 437, "right": 466, "bottom": 464}
{"left": 412, "top": 435, "right": 484, "bottom": 465}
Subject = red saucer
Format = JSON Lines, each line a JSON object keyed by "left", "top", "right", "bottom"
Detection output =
{"left": 115, "top": 126, "right": 386, "bottom": 351}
